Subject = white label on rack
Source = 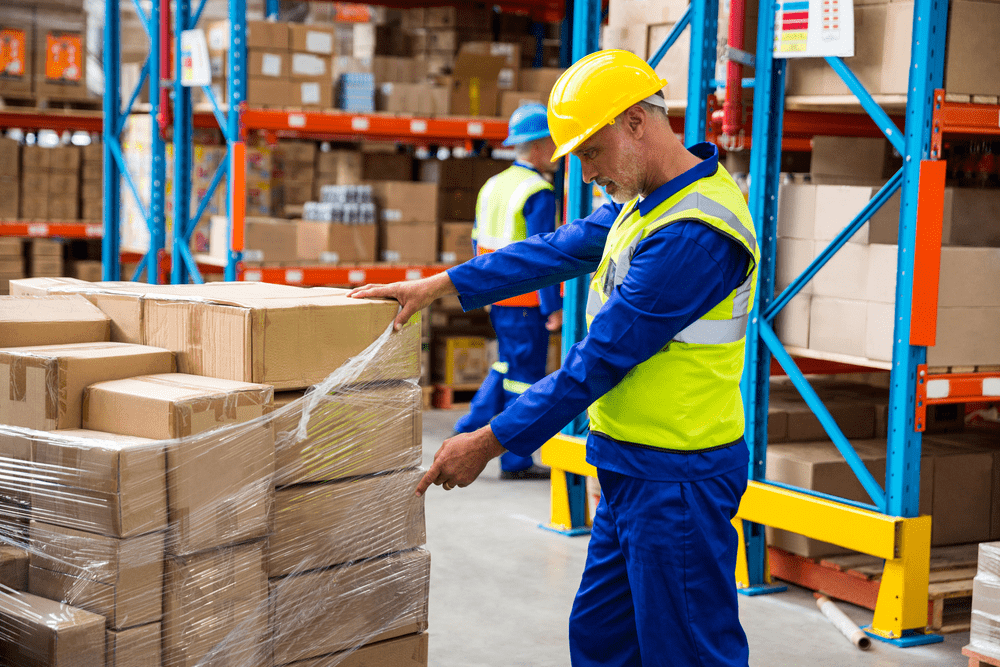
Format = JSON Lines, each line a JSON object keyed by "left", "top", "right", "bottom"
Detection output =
{"left": 348, "top": 269, "right": 366, "bottom": 283}
{"left": 300, "top": 82, "right": 321, "bottom": 104}
{"left": 319, "top": 251, "right": 340, "bottom": 264}
{"left": 306, "top": 30, "right": 334, "bottom": 55}
{"left": 405, "top": 269, "right": 423, "bottom": 280}
{"left": 288, "top": 113, "right": 307, "bottom": 128}
{"left": 382, "top": 209, "right": 402, "bottom": 222}
{"left": 243, "top": 249, "right": 264, "bottom": 262}
{"left": 984, "top": 378, "right": 1000, "bottom": 397}
{"left": 440, "top": 251, "right": 457, "bottom": 263}
{"left": 28, "top": 223, "right": 48, "bottom": 237}
{"left": 410, "top": 119, "right": 428, "bottom": 133}
{"left": 85, "top": 224, "right": 102, "bottom": 237}
{"left": 244, "top": 269, "right": 262, "bottom": 281}
{"left": 467, "top": 122, "right": 484, "bottom": 136}
{"left": 351, "top": 116, "right": 370, "bottom": 131}
{"left": 285, "top": 268, "right": 304, "bottom": 283}
{"left": 926, "top": 379, "right": 950, "bottom": 399}
{"left": 261, "top": 53, "right": 282, "bottom": 77}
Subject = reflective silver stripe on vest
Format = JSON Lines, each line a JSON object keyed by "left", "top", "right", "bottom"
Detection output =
{"left": 586, "top": 288, "right": 604, "bottom": 318}
{"left": 673, "top": 314, "right": 749, "bottom": 344}
{"left": 667, "top": 192, "right": 757, "bottom": 253}
{"left": 733, "top": 277, "right": 754, "bottom": 317}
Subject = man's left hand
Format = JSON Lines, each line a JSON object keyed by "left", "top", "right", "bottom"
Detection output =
{"left": 415, "top": 426, "right": 506, "bottom": 496}
{"left": 546, "top": 310, "right": 563, "bottom": 332}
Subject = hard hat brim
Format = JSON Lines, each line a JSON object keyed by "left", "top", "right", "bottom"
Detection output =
{"left": 502, "top": 128, "right": 552, "bottom": 147}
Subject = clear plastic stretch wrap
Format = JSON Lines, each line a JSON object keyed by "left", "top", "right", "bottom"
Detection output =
{"left": 973, "top": 543, "right": 1000, "bottom": 659}
{"left": 0, "top": 282, "right": 429, "bottom": 667}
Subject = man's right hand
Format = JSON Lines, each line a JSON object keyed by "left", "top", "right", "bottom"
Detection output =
{"left": 349, "top": 271, "right": 457, "bottom": 331}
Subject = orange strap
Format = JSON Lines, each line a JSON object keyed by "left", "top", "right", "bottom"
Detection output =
{"left": 478, "top": 246, "right": 541, "bottom": 307}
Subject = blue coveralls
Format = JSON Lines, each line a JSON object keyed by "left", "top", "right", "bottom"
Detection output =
{"left": 448, "top": 143, "right": 753, "bottom": 666}
{"left": 453, "top": 161, "right": 562, "bottom": 473}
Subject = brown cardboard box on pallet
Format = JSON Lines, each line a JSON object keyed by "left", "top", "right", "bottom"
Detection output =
{"left": 0, "top": 342, "right": 175, "bottom": 431}
{"left": 0, "top": 589, "right": 105, "bottom": 667}
{"left": 28, "top": 523, "right": 164, "bottom": 630}
{"left": 0, "top": 9, "right": 33, "bottom": 97}
{"left": 381, "top": 221, "right": 438, "bottom": 264}
{"left": 370, "top": 181, "right": 436, "bottom": 223}
{"left": 439, "top": 222, "right": 474, "bottom": 264}
{"left": 34, "top": 9, "right": 89, "bottom": 101}
{"left": 106, "top": 623, "right": 161, "bottom": 667}
{"left": 450, "top": 53, "right": 507, "bottom": 117}
{"left": 164, "top": 541, "right": 269, "bottom": 667}
{"left": 0, "top": 294, "right": 109, "bottom": 347}
{"left": 293, "top": 634, "right": 429, "bottom": 667}
{"left": 269, "top": 468, "right": 426, "bottom": 577}
{"left": 269, "top": 548, "right": 430, "bottom": 666}
{"left": 296, "top": 220, "right": 377, "bottom": 263}
{"left": 272, "top": 382, "right": 422, "bottom": 486}
{"left": 0, "top": 546, "right": 28, "bottom": 591}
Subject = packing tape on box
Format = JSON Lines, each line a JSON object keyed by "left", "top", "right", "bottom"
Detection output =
{"left": 1, "top": 288, "right": 429, "bottom": 666}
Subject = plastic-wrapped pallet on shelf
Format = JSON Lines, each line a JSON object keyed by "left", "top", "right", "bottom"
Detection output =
{"left": 0, "top": 284, "right": 429, "bottom": 667}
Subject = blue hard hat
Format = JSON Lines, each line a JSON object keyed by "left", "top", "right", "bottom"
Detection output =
{"left": 503, "top": 103, "right": 550, "bottom": 146}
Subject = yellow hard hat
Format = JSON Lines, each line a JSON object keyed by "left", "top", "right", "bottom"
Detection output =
{"left": 547, "top": 49, "right": 667, "bottom": 161}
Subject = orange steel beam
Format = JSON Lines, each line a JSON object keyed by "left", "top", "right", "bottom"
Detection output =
{"left": 931, "top": 89, "right": 1000, "bottom": 158}
{"left": 0, "top": 109, "right": 103, "bottom": 133}
{"left": 910, "top": 160, "right": 946, "bottom": 347}
{"left": 0, "top": 221, "right": 104, "bottom": 238}
{"left": 915, "top": 365, "right": 1000, "bottom": 432}
{"left": 241, "top": 264, "right": 451, "bottom": 286}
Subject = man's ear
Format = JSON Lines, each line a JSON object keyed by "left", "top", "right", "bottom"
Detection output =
{"left": 625, "top": 105, "right": 645, "bottom": 137}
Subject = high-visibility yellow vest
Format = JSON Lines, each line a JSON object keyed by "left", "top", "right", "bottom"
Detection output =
{"left": 586, "top": 164, "right": 759, "bottom": 452}
{"left": 474, "top": 164, "right": 554, "bottom": 307}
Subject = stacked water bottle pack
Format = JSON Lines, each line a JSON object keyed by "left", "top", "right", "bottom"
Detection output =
{"left": 303, "top": 185, "right": 377, "bottom": 224}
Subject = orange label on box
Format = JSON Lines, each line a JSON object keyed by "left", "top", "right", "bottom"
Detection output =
{"left": 0, "top": 29, "right": 27, "bottom": 77}
{"left": 334, "top": 2, "right": 372, "bottom": 22}
{"left": 45, "top": 32, "right": 83, "bottom": 83}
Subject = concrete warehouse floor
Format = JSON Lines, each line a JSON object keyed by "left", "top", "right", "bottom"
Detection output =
{"left": 421, "top": 408, "right": 971, "bottom": 667}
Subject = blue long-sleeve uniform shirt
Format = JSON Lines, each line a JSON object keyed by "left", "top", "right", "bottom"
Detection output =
{"left": 471, "top": 161, "right": 562, "bottom": 316}
{"left": 448, "top": 143, "right": 753, "bottom": 482}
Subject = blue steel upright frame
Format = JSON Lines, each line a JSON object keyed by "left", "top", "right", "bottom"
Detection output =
{"left": 103, "top": 0, "right": 166, "bottom": 282}
{"left": 555, "top": 0, "right": 721, "bottom": 533}
{"left": 742, "top": 0, "right": 949, "bottom": 646}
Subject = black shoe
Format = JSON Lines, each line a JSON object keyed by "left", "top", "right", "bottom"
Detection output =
{"left": 499, "top": 464, "right": 551, "bottom": 480}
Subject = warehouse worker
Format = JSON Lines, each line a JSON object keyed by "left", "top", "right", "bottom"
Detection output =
{"left": 454, "top": 103, "right": 562, "bottom": 480}
{"left": 351, "top": 50, "right": 757, "bottom": 667}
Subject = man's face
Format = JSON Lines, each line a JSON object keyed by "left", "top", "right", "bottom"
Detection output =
{"left": 537, "top": 136, "right": 558, "bottom": 174}
{"left": 571, "top": 122, "right": 643, "bottom": 204}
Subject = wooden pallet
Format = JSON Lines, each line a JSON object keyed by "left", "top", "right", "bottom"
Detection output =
{"left": 770, "top": 543, "right": 979, "bottom": 633}
{"left": 963, "top": 645, "right": 1000, "bottom": 667}
{"left": 431, "top": 383, "right": 480, "bottom": 409}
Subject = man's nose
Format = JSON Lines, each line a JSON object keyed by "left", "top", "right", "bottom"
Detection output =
{"left": 580, "top": 162, "right": 596, "bottom": 184}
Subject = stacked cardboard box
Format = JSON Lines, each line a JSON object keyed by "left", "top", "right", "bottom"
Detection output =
{"left": 0, "top": 239, "right": 23, "bottom": 294}
{"left": 80, "top": 142, "right": 102, "bottom": 222}
{"left": 971, "top": 542, "right": 1000, "bottom": 661}
{"left": 0, "top": 138, "right": 19, "bottom": 219}
{"left": 277, "top": 140, "right": 317, "bottom": 212}
{"left": 27, "top": 238, "right": 62, "bottom": 277}
{"left": 370, "top": 181, "right": 438, "bottom": 263}
{"left": 776, "top": 139, "right": 1000, "bottom": 365}
{"left": 245, "top": 143, "right": 278, "bottom": 217}
{"left": 20, "top": 144, "right": 80, "bottom": 221}
{"left": 0, "top": 8, "right": 33, "bottom": 99}
{"left": 0, "top": 282, "right": 430, "bottom": 665}
{"left": 315, "top": 147, "right": 363, "bottom": 191}
{"left": 33, "top": 7, "right": 89, "bottom": 101}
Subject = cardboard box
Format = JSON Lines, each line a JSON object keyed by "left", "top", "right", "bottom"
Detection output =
{"left": 434, "top": 336, "right": 489, "bottom": 385}
{"left": 0, "top": 294, "right": 110, "bottom": 347}
{"left": 418, "top": 158, "right": 474, "bottom": 190}
{"left": 31, "top": 255, "right": 65, "bottom": 276}
{"left": 247, "top": 76, "right": 291, "bottom": 107}
{"left": 459, "top": 42, "right": 521, "bottom": 90}
{"left": 775, "top": 239, "right": 815, "bottom": 295}
{"left": 163, "top": 541, "right": 268, "bottom": 667}
{"left": 437, "top": 188, "right": 477, "bottom": 223}
{"left": 923, "top": 439, "right": 994, "bottom": 546}
{"left": 83, "top": 373, "right": 273, "bottom": 440}
{"left": 645, "top": 23, "right": 691, "bottom": 101}
{"left": 34, "top": 11, "right": 89, "bottom": 101}
{"left": 440, "top": 222, "right": 475, "bottom": 264}
{"left": 944, "top": 0, "right": 1000, "bottom": 96}
{"left": 472, "top": 158, "right": 511, "bottom": 190}
{"left": 370, "top": 181, "right": 436, "bottom": 223}
{"left": 48, "top": 172, "right": 79, "bottom": 197}
{"left": 245, "top": 19, "right": 290, "bottom": 50}
{"left": 28, "top": 523, "right": 164, "bottom": 629}
{"left": 777, "top": 183, "right": 816, "bottom": 240}
{"left": 291, "top": 633, "right": 429, "bottom": 667}
{"left": 273, "top": 381, "right": 423, "bottom": 486}
{"left": 106, "top": 623, "right": 161, "bottom": 667}
{"left": 22, "top": 145, "right": 51, "bottom": 170}
{"left": 0, "top": 177, "right": 18, "bottom": 218}
{"left": 0, "top": 138, "right": 20, "bottom": 178}
{"left": 22, "top": 171, "right": 50, "bottom": 195}
{"left": 363, "top": 153, "right": 413, "bottom": 182}
{"left": 31, "top": 429, "right": 166, "bottom": 538}
{"left": 289, "top": 24, "right": 335, "bottom": 55}
{"left": 928, "top": 307, "right": 1000, "bottom": 366}
{"left": 607, "top": 0, "right": 682, "bottom": 26}
{"left": 0, "top": 589, "right": 105, "bottom": 667}
{"left": 808, "top": 296, "right": 867, "bottom": 358}
{"left": 774, "top": 293, "right": 812, "bottom": 349}
{"left": 291, "top": 52, "right": 328, "bottom": 79}
{"left": 280, "top": 140, "right": 318, "bottom": 165}
{"left": 0, "top": 342, "right": 175, "bottom": 430}
{"left": 425, "top": 6, "right": 490, "bottom": 29}
{"left": 296, "top": 221, "right": 377, "bottom": 263}
{"left": 812, "top": 242, "right": 869, "bottom": 300}
{"left": 771, "top": 398, "right": 876, "bottom": 442}
{"left": 269, "top": 548, "right": 431, "bottom": 665}
{"left": 899, "top": 188, "right": 1000, "bottom": 248}
{"left": 211, "top": 215, "right": 298, "bottom": 264}
{"left": 499, "top": 90, "right": 545, "bottom": 119}
{"left": 0, "top": 17, "right": 32, "bottom": 96}
{"left": 31, "top": 238, "right": 62, "bottom": 257}
{"left": 70, "top": 260, "right": 104, "bottom": 282}
{"left": 811, "top": 137, "right": 897, "bottom": 183}
{"left": 316, "top": 149, "right": 361, "bottom": 181}
{"left": 0, "top": 545, "right": 28, "bottom": 591}
{"left": 381, "top": 221, "right": 438, "bottom": 264}
{"left": 269, "top": 469, "right": 425, "bottom": 577}
{"left": 248, "top": 49, "right": 288, "bottom": 78}
{"left": 450, "top": 53, "right": 507, "bottom": 116}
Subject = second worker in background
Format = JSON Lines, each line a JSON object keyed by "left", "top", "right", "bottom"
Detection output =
{"left": 452, "top": 103, "right": 563, "bottom": 480}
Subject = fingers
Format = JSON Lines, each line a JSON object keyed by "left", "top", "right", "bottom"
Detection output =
{"left": 348, "top": 284, "right": 393, "bottom": 299}
{"left": 393, "top": 303, "right": 418, "bottom": 331}
{"left": 415, "top": 461, "right": 442, "bottom": 497}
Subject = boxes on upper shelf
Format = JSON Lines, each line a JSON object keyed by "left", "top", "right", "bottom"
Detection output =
{"left": 440, "top": 222, "right": 475, "bottom": 264}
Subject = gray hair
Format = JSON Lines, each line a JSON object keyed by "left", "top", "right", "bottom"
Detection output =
{"left": 514, "top": 136, "right": 548, "bottom": 159}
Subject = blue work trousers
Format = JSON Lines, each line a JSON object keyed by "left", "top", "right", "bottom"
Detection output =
{"left": 569, "top": 465, "right": 750, "bottom": 667}
{"left": 454, "top": 305, "right": 550, "bottom": 472}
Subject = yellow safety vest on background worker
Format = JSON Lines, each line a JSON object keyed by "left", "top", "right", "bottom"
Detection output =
{"left": 586, "top": 164, "right": 760, "bottom": 452}
{"left": 473, "top": 164, "right": 554, "bottom": 307}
